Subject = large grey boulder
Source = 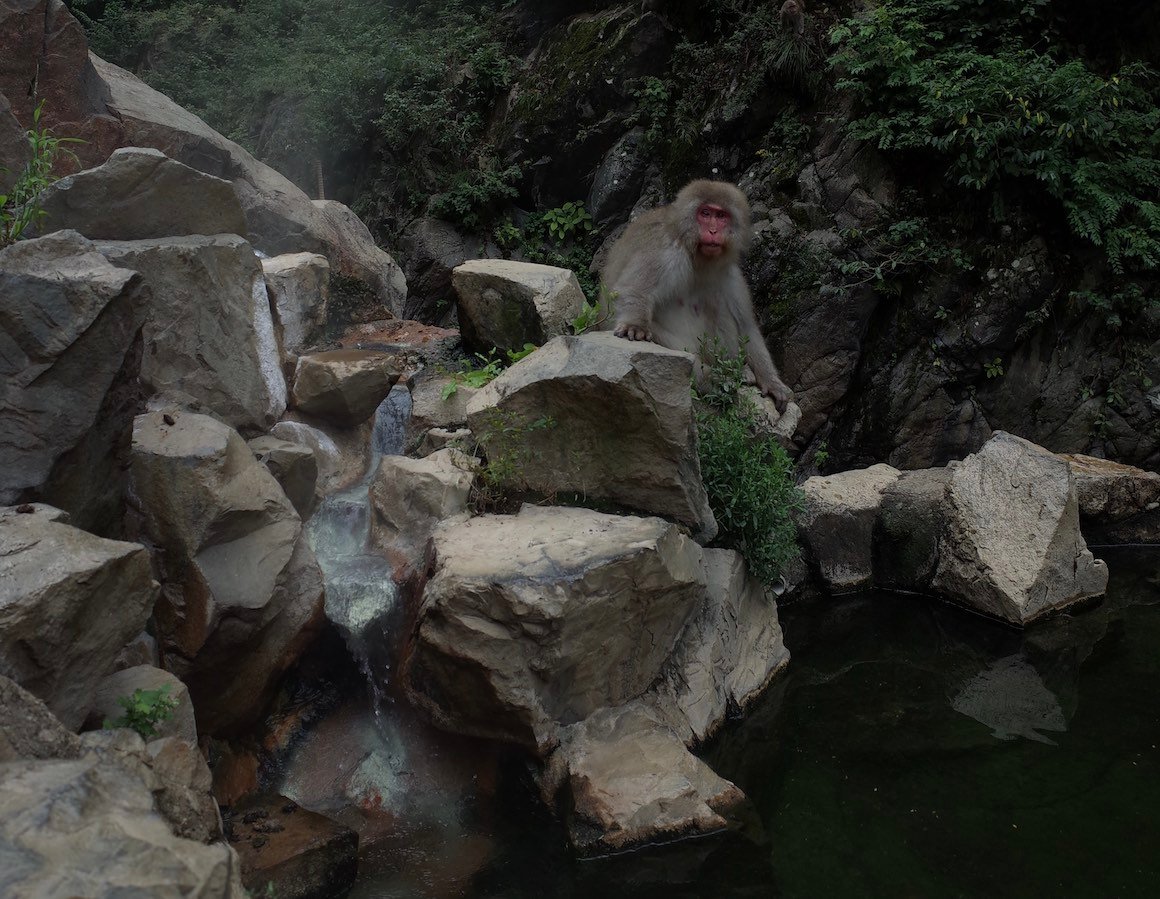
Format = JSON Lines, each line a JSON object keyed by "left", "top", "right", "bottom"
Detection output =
{"left": 467, "top": 333, "right": 717, "bottom": 540}
{"left": 547, "top": 702, "right": 747, "bottom": 856}
{"left": 248, "top": 435, "right": 319, "bottom": 517}
{"left": 932, "top": 432, "right": 1108, "bottom": 624}
{"left": 1060, "top": 453, "right": 1160, "bottom": 544}
{"left": 650, "top": 548, "right": 790, "bottom": 745}
{"left": 407, "top": 371, "right": 479, "bottom": 437}
{"left": 0, "top": 507, "right": 157, "bottom": 729}
{"left": 83, "top": 53, "right": 406, "bottom": 313}
{"left": 130, "top": 412, "right": 324, "bottom": 734}
{"left": 291, "top": 349, "right": 401, "bottom": 427}
{"left": 403, "top": 506, "right": 707, "bottom": 754}
{"left": 99, "top": 234, "right": 287, "bottom": 432}
{"left": 0, "top": 674, "right": 84, "bottom": 762}
{"left": 873, "top": 467, "right": 952, "bottom": 591}
{"left": 797, "top": 463, "right": 901, "bottom": 592}
{"left": 452, "top": 259, "right": 585, "bottom": 354}
{"left": 36, "top": 147, "right": 248, "bottom": 240}
{"left": 262, "top": 252, "right": 330, "bottom": 362}
{"left": 0, "top": 755, "right": 245, "bottom": 896}
{"left": 0, "top": 231, "right": 145, "bottom": 527}
{"left": 368, "top": 448, "right": 474, "bottom": 567}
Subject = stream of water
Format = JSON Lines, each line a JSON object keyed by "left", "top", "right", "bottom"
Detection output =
{"left": 279, "top": 393, "right": 1160, "bottom": 897}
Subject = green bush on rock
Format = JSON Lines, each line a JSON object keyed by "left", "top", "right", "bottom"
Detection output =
{"left": 694, "top": 346, "right": 802, "bottom": 589}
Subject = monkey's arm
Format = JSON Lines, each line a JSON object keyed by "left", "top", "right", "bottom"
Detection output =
{"left": 732, "top": 285, "right": 794, "bottom": 413}
{"left": 608, "top": 256, "right": 663, "bottom": 342}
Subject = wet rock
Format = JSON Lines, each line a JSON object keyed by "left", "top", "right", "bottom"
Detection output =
{"left": 0, "top": 511, "right": 157, "bottom": 729}
{"left": 113, "top": 630, "right": 161, "bottom": 670}
{"left": 337, "top": 319, "right": 461, "bottom": 363}
{"left": 401, "top": 216, "right": 501, "bottom": 324}
{"left": 0, "top": 674, "right": 84, "bottom": 762}
{"left": 229, "top": 794, "right": 358, "bottom": 899}
{"left": 262, "top": 252, "right": 330, "bottom": 362}
{"left": 99, "top": 233, "right": 287, "bottom": 432}
{"left": 452, "top": 259, "right": 585, "bottom": 354}
{"left": 0, "top": 754, "right": 244, "bottom": 896}
{"left": 414, "top": 426, "right": 475, "bottom": 457}
{"left": 249, "top": 435, "right": 319, "bottom": 517}
{"left": 407, "top": 372, "right": 479, "bottom": 440}
{"left": 549, "top": 702, "right": 746, "bottom": 856}
{"left": 35, "top": 146, "right": 248, "bottom": 240}
{"left": 873, "top": 467, "right": 952, "bottom": 591}
{"left": 0, "top": 231, "right": 145, "bottom": 525}
{"left": 650, "top": 549, "right": 790, "bottom": 745}
{"left": 1060, "top": 453, "right": 1160, "bottom": 544}
{"left": 932, "top": 432, "right": 1108, "bottom": 624}
{"left": 130, "top": 412, "right": 324, "bottom": 734}
{"left": 797, "top": 463, "right": 901, "bottom": 592}
{"left": 310, "top": 198, "right": 407, "bottom": 317}
{"left": 87, "top": 666, "right": 197, "bottom": 744}
{"left": 467, "top": 334, "right": 717, "bottom": 540}
{"left": 404, "top": 506, "right": 706, "bottom": 754}
{"left": 0, "top": 91, "right": 30, "bottom": 193}
{"left": 146, "top": 735, "right": 223, "bottom": 843}
{"left": 587, "top": 127, "right": 651, "bottom": 226}
{"left": 291, "top": 349, "right": 402, "bottom": 427}
{"left": 369, "top": 448, "right": 475, "bottom": 565}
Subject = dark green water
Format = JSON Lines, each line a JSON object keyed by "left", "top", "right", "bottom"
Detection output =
{"left": 344, "top": 548, "right": 1160, "bottom": 898}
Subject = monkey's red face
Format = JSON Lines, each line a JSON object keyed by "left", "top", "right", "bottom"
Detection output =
{"left": 696, "top": 203, "right": 731, "bottom": 258}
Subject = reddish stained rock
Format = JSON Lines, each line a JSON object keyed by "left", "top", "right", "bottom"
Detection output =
{"left": 228, "top": 794, "right": 358, "bottom": 899}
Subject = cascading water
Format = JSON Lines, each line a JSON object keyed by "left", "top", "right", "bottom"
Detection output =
{"left": 304, "top": 384, "right": 412, "bottom": 703}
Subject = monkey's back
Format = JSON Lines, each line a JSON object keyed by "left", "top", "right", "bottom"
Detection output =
{"left": 600, "top": 207, "right": 681, "bottom": 293}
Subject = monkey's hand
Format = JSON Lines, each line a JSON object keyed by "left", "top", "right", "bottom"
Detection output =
{"left": 613, "top": 321, "right": 652, "bottom": 342}
{"left": 761, "top": 378, "right": 795, "bottom": 415}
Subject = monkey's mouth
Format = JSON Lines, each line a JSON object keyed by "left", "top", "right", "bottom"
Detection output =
{"left": 698, "top": 243, "right": 725, "bottom": 257}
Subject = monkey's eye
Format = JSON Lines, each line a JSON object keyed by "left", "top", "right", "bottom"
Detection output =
{"left": 698, "top": 205, "right": 730, "bottom": 225}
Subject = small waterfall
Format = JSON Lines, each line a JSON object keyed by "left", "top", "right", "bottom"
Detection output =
{"left": 305, "top": 384, "right": 413, "bottom": 702}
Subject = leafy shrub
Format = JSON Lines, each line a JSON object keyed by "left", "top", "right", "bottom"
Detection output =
{"left": 695, "top": 346, "right": 802, "bottom": 588}
{"left": 1, "top": 102, "right": 79, "bottom": 247}
{"left": 494, "top": 202, "right": 600, "bottom": 302}
{"left": 830, "top": 0, "right": 1160, "bottom": 273}
{"left": 104, "top": 685, "right": 178, "bottom": 740}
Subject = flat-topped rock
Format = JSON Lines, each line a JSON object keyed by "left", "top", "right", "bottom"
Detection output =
{"left": 452, "top": 258, "right": 585, "bottom": 354}
{"left": 291, "top": 349, "right": 402, "bottom": 427}
{"left": 403, "top": 506, "right": 706, "bottom": 754}
{"left": 467, "top": 333, "right": 717, "bottom": 540}
{"left": 1059, "top": 452, "right": 1160, "bottom": 544}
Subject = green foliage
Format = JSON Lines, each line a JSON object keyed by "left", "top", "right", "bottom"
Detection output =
{"left": 984, "top": 357, "right": 1005, "bottom": 379}
{"left": 838, "top": 217, "right": 972, "bottom": 292}
{"left": 104, "top": 685, "right": 178, "bottom": 740}
{"left": 72, "top": 0, "right": 519, "bottom": 236}
{"left": 542, "top": 201, "right": 593, "bottom": 242}
{"left": 830, "top": 0, "right": 1160, "bottom": 273}
{"left": 812, "top": 439, "right": 830, "bottom": 470}
{"left": 440, "top": 353, "right": 504, "bottom": 400}
{"left": 0, "top": 102, "right": 80, "bottom": 247}
{"left": 695, "top": 345, "right": 803, "bottom": 588}
{"left": 1070, "top": 284, "right": 1158, "bottom": 329}
{"left": 494, "top": 203, "right": 600, "bottom": 302}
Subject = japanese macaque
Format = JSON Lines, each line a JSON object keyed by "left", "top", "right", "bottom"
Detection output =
{"left": 599, "top": 179, "right": 795, "bottom": 412}
{"left": 780, "top": 0, "right": 805, "bottom": 36}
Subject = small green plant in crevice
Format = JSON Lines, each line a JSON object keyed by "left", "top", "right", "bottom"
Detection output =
{"left": 440, "top": 343, "right": 540, "bottom": 400}
{"left": 694, "top": 344, "right": 803, "bottom": 589}
{"left": 104, "top": 685, "right": 178, "bottom": 740}
{"left": 1, "top": 102, "right": 81, "bottom": 247}
{"left": 811, "top": 439, "right": 830, "bottom": 470}
{"left": 1069, "top": 284, "right": 1158, "bottom": 329}
{"left": 542, "top": 201, "right": 593, "bottom": 242}
{"left": 984, "top": 357, "right": 1005, "bottom": 379}
{"left": 470, "top": 409, "right": 557, "bottom": 513}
